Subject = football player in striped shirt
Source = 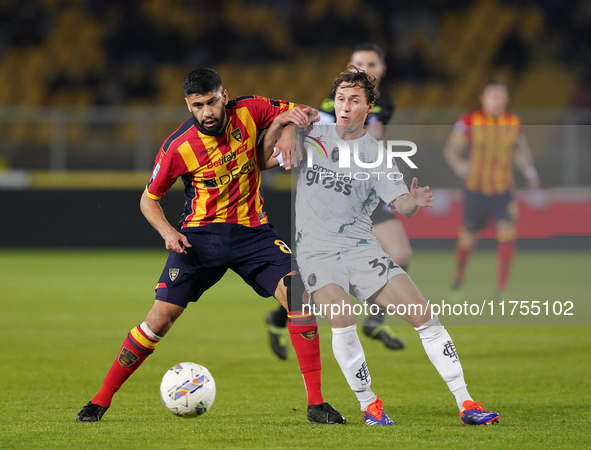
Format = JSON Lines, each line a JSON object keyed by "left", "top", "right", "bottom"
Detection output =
{"left": 444, "top": 81, "right": 540, "bottom": 299}
{"left": 77, "top": 68, "right": 345, "bottom": 425}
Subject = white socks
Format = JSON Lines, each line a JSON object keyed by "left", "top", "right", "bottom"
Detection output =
{"left": 140, "top": 322, "right": 163, "bottom": 341}
{"left": 415, "top": 315, "right": 472, "bottom": 410}
{"left": 332, "top": 325, "right": 376, "bottom": 411}
{"left": 331, "top": 318, "right": 472, "bottom": 412}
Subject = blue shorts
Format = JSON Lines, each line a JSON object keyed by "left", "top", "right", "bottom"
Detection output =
{"left": 155, "top": 223, "right": 294, "bottom": 308}
{"left": 463, "top": 190, "right": 516, "bottom": 232}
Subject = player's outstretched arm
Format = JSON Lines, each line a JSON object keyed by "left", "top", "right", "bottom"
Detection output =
{"left": 259, "top": 106, "right": 317, "bottom": 170}
{"left": 392, "top": 177, "right": 434, "bottom": 218}
{"left": 140, "top": 190, "right": 191, "bottom": 254}
{"left": 513, "top": 137, "right": 540, "bottom": 187}
{"left": 258, "top": 107, "right": 310, "bottom": 170}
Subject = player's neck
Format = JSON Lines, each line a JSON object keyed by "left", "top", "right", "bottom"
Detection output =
{"left": 482, "top": 108, "right": 506, "bottom": 118}
{"left": 335, "top": 124, "right": 365, "bottom": 141}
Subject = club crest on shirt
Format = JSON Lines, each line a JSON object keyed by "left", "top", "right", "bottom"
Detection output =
{"left": 307, "top": 273, "right": 317, "bottom": 287}
{"left": 169, "top": 268, "right": 180, "bottom": 281}
{"left": 118, "top": 348, "right": 139, "bottom": 367}
{"left": 231, "top": 128, "right": 243, "bottom": 143}
{"left": 331, "top": 147, "right": 339, "bottom": 162}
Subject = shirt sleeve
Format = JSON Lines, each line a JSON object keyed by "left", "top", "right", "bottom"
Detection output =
{"left": 146, "top": 146, "right": 187, "bottom": 200}
{"left": 249, "top": 96, "right": 294, "bottom": 129}
{"left": 449, "top": 115, "right": 471, "bottom": 144}
{"left": 374, "top": 149, "right": 410, "bottom": 208}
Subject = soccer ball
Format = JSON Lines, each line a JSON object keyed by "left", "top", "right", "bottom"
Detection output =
{"left": 160, "top": 362, "right": 216, "bottom": 417}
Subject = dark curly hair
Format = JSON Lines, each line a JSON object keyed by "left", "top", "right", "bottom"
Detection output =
{"left": 331, "top": 65, "right": 377, "bottom": 105}
{"left": 183, "top": 68, "right": 222, "bottom": 97}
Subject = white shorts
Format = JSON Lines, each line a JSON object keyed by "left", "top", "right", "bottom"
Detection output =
{"left": 297, "top": 239, "right": 406, "bottom": 303}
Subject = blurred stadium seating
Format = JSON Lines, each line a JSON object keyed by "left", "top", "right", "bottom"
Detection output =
{"left": 0, "top": 0, "right": 589, "bottom": 185}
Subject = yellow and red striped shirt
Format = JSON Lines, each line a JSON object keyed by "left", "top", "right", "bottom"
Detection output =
{"left": 450, "top": 110, "right": 523, "bottom": 195}
{"left": 147, "top": 96, "right": 293, "bottom": 228}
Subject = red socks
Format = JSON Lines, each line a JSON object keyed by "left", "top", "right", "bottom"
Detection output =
{"left": 288, "top": 311, "right": 323, "bottom": 406}
{"left": 454, "top": 242, "right": 472, "bottom": 285}
{"left": 92, "top": 324, "right": 160, "bottom": 408}
{"left": 497, "top": 239, "right": 516, "bottom": 291}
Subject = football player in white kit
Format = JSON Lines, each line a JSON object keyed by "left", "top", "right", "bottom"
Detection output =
{"left": 264, "top": 66, "right": 500, "bottom": 426}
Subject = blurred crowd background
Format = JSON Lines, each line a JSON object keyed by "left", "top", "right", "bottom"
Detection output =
{"left": 0, "top": 0, "right": 589, "bottom": 185}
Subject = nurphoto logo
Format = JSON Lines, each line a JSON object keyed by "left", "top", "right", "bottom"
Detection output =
{"left": 305, "top": 136, "right": 418, "bottom": 170}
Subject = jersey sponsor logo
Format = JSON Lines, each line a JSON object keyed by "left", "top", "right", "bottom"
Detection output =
{"left": 307, "top": 273, "right": 317, "bottom": 287}
{"left": 169, "top": 268, "right": 180, "bottom": 281}
{"left": 300, "top": 329, "right": 318, "bottom": 341}
{"left": 202, "top": 155, "right": 257, "bottom": 189}
{"left": 355, "top": 361, "right": 370, "bottom": 385}
{"left": 118, "top": 348, "right": 139, "bottom": 367}
{"left": 204, "top": 178, "right": 218, "bottom": 189}
{"left": 304, "top": 135, "right": 328, "bottom": 159}
{"left": 305, "top": 164, "right": 353, "bottom": 196}
{"left": 207, "top": 150, "right": 236, "bottom": 169}
{"left": 199, "top": 146, "right": 215, "bottom": 156}
{"left": 443, "top": 340, "right": 458, "bottom": 361}
{"left": 206, "top": 144, "right": 249, "bottom": 169}
{"left": 231, "top": 128, "right": 243, "bottom": 143}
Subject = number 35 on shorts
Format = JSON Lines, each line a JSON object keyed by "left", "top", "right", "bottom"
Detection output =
{"left": 274, "top": 240, "right": 292, "bottom": 254}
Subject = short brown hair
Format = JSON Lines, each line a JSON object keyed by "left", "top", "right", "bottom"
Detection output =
{"left": 331, "top": 65, "right": 377, "bottom": 105}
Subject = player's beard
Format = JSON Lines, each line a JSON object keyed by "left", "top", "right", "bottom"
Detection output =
{"left": 194, "top": 108, "right": 227, "bottom": 135}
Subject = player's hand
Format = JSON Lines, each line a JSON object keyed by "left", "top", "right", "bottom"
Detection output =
{"left": 454, "top": 161, "right": 471, "bottom": 179}
{"left": 526, "top": 174, "right": 541, "bottom": 188}
{"left": 410, "top": 177, "right": 434, "bottom": 207}
{"left": 274, "top": 107, "right": 311, "bottom": 128}
{"left": 162, "top": 230, "right": 192, "bottom": 254}
{"left": 274, "top": 125, "right": 303, "bottom": 170}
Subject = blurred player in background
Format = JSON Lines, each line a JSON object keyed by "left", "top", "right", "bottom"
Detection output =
{"left": 444, "top": 81, "right": 541, "bottom": 299}
{"left": 265, "top": 43, "right": 408, "bottom": 358}
{"left": 266, "top": 66, "right": 500, "bottom": 426}
{"left": 77, "top": 68, "right": 345, "bottom": 425}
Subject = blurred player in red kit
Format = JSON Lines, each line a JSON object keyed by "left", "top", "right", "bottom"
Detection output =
{"left": 444, "top": 81, "right": 540, "bottom": 299}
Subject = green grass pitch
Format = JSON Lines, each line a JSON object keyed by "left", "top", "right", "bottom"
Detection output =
{"left": 0, "top": 249, "right": 589, "bottom": 449}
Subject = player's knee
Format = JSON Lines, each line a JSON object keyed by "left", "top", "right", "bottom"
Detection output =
{"left": 145, "top": 301, "right": 184, "bottom": 337}
{"left": 398, "top": 245, "right": 413, "bottom": 265}
{"left": 496, "top": 225, "right": 516, "bottom": 242}
{"left": 284, "top": 273, "right": 306, "bottom": 312}
{"left": 458, "top": 226, "right": 477, "bottom": 250}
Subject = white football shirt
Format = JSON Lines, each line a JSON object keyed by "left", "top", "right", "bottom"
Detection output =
{"left": 295, "top": 125, "right": 409, "bottom": 254}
